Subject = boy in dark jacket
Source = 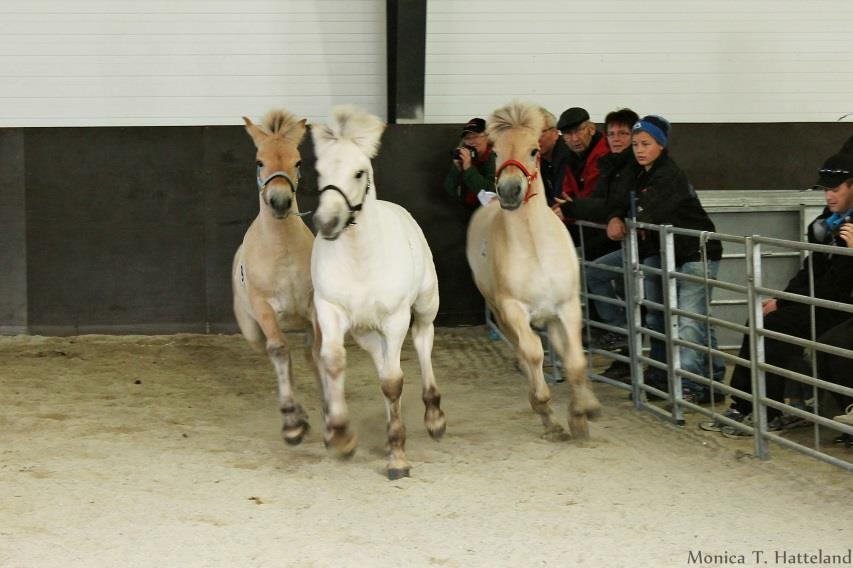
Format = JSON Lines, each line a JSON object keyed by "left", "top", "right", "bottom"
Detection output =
{"left": 630, "top": 115, "right": 724, "bottom": 403}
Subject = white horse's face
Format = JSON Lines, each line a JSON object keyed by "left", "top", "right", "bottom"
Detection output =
{"left": 313, "top": 141, "right": 372, "bottom": 240}
{"left": 492, "top": 129, "right": 540, "bottom": 210}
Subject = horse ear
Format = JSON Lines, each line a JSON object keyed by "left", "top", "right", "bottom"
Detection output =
{"left": 352, "top": 119, "right": 386, "bottom": 159}
{"left": 243, "top": 116, "right": 268, "bottom": 147}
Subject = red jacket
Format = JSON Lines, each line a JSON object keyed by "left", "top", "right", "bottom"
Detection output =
{"left": 560, "top": 133, "right": 610, "bottom": 200}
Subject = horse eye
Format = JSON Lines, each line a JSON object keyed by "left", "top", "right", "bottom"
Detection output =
{"left": 256, "top": 160, "right": 264, "bottom": 168}
{"left": 295, "top": 160, "right": 302, "bottom": 169}
{"left": 530, "top": 148, "right": 539, "bottom": 157}
{"left": 355, "top": 170, "right": 365, "bottom": 179}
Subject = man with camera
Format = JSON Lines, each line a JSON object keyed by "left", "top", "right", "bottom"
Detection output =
{"left": 703, "top": 151, "right": 853, "bottom": 435}
{"left": 443, "top": 117, "right": 496, "bottom": 209}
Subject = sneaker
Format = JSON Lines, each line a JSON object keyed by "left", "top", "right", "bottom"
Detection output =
{"left": 720, "top": 413, "right": 754, "bottom": 438}
{"left": 832, "top": 433, "right": 853, "bottom": 447}
{"left": 832, "top": 403, "right": 853, "bottom": 426}
{"left": 767, "top": 413, "right": 810, "bottom": 431}
{"left": 601, "top": 360, "right": 631, "bottom": 382}
{"left": 699, "top": 407, "right": 744, "bottom": 432}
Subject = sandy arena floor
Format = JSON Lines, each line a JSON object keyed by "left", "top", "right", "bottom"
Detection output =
{"left": 1, "top": 327, "right": 851, "bottom": 568}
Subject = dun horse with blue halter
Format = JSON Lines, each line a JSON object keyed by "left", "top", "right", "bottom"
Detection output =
{"left": 310, "top": 105, "right": 446, "bottom": 479}
{"left": 232, "top": 109, "right": 320, "bottom": 446}
{"left": 466, "top": 101, "right": 601, "bottom": 440}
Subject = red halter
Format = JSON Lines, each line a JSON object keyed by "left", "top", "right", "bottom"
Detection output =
{"left": 495, "top": 155, "right": 540, "bottom": 204}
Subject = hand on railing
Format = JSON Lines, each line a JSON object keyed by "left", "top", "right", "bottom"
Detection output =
{"left": 762, "top": 298, "right": 778, "bottom": 316}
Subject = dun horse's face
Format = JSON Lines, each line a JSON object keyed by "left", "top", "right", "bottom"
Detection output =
{"left": 256, "top": 139, "right": 301, "bottom": 219}
{"left": 493, "top": 130, "right": 540, "bottom": 210}
{"left": 313, "top": 143, "right": 371, "bottom": 240}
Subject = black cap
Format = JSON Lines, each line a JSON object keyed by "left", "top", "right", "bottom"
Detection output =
{"left": 813, "top": 152, "right": 853, "bottom": 189}
{"left": 461, "top": 118, "right": 486, "bottom": 137}
{"left": 557, "top": 107, "right": 590, "bottom": 132}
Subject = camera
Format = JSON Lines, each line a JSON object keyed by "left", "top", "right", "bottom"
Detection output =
{"left": 452, "top": 145, "right": 477, "bottom": 161}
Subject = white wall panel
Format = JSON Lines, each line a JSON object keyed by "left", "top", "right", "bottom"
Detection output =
{"left": 425, "top": 0, "right": 853, "bottom": 123}
{"left": 0, "top": 0, "right": 386, "bottom": 126}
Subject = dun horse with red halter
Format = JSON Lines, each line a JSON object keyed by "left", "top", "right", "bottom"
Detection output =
{"left": 232, "top": 108, "right": 320, "bottom": 446}
{"left": 466, "top": 100, "right": 601, "bottom": 439}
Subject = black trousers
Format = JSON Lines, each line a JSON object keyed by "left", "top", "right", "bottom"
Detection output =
{"left": 816, "top": 316, "right": 853, "bottom": 409}
{"left": 730, "top": 302, "right": 848, "bottom": 419}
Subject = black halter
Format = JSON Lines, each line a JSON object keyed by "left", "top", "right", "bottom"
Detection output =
{"left": 318, "top": 172, "right": 371, "bottom": 228}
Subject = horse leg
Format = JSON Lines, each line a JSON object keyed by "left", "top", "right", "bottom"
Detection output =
{"left": 411, "top": 292, "right": 446, "bottom": 440}
{"left": 315, "top": 298, "right": 356, "bottom": 457}
{"left": 356, "top": 312, "right": 412, "bottom": 479}
{"left": 551, "top": 300, "right": 602, "bottom": 439}
{"left": 306, "top": 312, "right": 329, "bottom": 434}
{"left": 499, "top": 299, "right": 563, "bottom": 437}
{"left": 248, "top": 295, "right": 310, "bottom": 445}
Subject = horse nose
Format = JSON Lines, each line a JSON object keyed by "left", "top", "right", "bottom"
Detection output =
{"left": 268, "top": 192, "right": 292, "bottom": 215}
{"left": 313, "top": 211, "right": 339, "bottom": 239}
{"left": 497, "top": 179, "right": 523, "bottom": 203}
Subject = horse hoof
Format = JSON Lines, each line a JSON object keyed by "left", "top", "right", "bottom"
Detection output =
{"left": 282, "top": 423, "right": 309, "bottom": 446}
{"left": 542, "top": 425, "right": 570, "bottom": 442}
{"left": 426, "top": 412, "right": 447, "bottom": 440}
{"left": 387, "top": 466, "right": 411, "bottom": 480}
{"left": 329, "top": 428, "right": 357, "bottom": 458}
{"left": 569, "top": 416, "right": 590, "bottom": 440}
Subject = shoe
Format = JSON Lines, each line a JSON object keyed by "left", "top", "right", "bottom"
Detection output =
{"left": 832, "top": 433, "right": 853, "bottom": 447}
{"left": 699, "top": 408, "right": 744, "bottom": 432}
{"left": 601, "top": 360, "right": 631, "bottom": 382}
{"left": 832, "top": 403, "right": 853, "bottom": 426}
{"left": 720, "top": 413, "right": 754, "bottom": 438}
{"left": 592, "top": 331, "right": 628, "bottom": 352}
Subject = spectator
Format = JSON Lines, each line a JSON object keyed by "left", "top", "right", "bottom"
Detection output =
{"left": 629, "top": 115, "right": 725, "bottom": 404}
{"left": 553, "top": 108, "right": 615, "bottom": 259}
{"left": 702, "top": 152, "right": 853, "bottom": 435}
{"left": 443, "top": 117, "right": 496, "bottom": 209}
{"left": 561, "top": 108, "right": 640, "bottom": 379}
{"left": 538, "top": 108, "right": 571, "bottom": 205}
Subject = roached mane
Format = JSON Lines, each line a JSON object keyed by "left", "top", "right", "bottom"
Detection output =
{"left": 261, "top": 109, "right": 306, "bottom": 146}
{"left": 311, "top": 105, "right": 385, "bottom": 159}
{"left": 487, "top": 100, "right": 544, "bottom": 142}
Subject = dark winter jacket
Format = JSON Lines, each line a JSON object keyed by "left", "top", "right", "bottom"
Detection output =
{"left": 630, "top": 152, "right": 723, "bottom": 265}
{"left": 561, "top": 149, "right": 634, "bottom": 223}
{"left": 542, "top": 137, "right": 572, "bottom": 204}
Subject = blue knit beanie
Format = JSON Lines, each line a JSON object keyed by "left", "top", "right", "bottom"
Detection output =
{"left": 632, "top": 115, "right": 671, "bottom": 147}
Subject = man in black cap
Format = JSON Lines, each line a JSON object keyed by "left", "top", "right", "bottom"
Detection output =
{"left": 554, "top": 107, "right": 611, "bottom": 205}
{"left": 443, "top": 117, "right": 496, "bottom": 209}
{"left": 702, "top": 152, "right": 853, "bottom": 435}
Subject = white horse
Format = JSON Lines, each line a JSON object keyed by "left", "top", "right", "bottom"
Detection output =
{"left": 310, "top": 105, "right": 446, "bottom": 479}
{"left": 466, "top": 101, "right": 601, "bottom": 439}
{"left": 232, "top": 109, "right": 319, "bottom": 446}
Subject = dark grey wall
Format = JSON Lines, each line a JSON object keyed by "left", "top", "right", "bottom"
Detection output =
{"left": 0, "top": 130, "right": 26, "bottom": 334}
{"left": 1, "top": 122, "right": 851, "bottom": 335}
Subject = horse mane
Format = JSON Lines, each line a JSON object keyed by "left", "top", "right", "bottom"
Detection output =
{"left": 261, "top": 109, "right": 306, "bottom": 145}
{"left": 312, "top": 105, "right": 386, "bottom": 159}
{"left": 487, "top": 100, "right": 544, "bottom": 141}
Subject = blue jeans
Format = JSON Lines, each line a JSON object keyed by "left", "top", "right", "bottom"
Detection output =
{"left": 584, "top": 248, "right": 627, "bottom": 327}
{"left": 643, "top": 255, "right": 724, "bottom": 391}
